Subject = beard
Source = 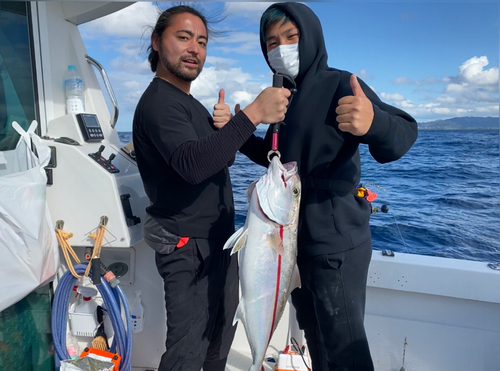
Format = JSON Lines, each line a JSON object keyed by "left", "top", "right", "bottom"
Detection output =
{"left": 160, "top": 53, "right": 202, "bottom": 82}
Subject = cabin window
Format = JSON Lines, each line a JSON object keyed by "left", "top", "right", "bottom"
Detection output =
{"left": 0, "top": 2, "right": 37, "bottom": 151}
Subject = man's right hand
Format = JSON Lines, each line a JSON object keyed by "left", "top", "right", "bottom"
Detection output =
{"left": 213, "top": 89, "right": 232, "bottom": 129}
{"left": 243, "top": 87, "right": 291, "bottom": 126}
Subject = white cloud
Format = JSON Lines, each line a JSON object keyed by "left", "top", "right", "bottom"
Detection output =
{"left": 458, "top": 56, "right": 499, "bottom": 86}
{"left": 443, "top": 56, "right": 499, "bottom": 98}
{"left": 213, "top": 44, "right": 261, "bottom": 55}
{"left": 394, "top": 101, "right": 499, "bottom": 121}
{"left": 110, "top": 56, "right": 151, "bottom": 75}
{"left": 394, "top": 76, "right": 413, "bottom": 84}
{"left": 399, "top": 100, "right": 415, "bottom": 108}
{"left": 191, "top": 66, "right": 266, "bottom": 111}
{"left": 407, "top": 55, "right": 499, "bottom": 120}
{"left": 435, "top": 96, "right": 457, "bottom": 104}
{"left": 469, "top": 91, "right": 499, "bottom": 102}
{"left": 231, "top": 90, "right": 255, "bottom": 107}
{"left": 475, "top": 105, "right": 499, "bottom": 114}
{"left": 205, "top": 56, "right": 239, "bottom": 67}
{"left": 432, "top": 107, "right": 451, "bottom": 114}
{"left": 381, "top": 92, "right": 405, "bottom": 102}
{"left": 394, "top": 76, "right": 439, "bottom": 86}
{"left": 445, "top": 82, "right": 469, "bottom": 93}
{"left": 80, "top": 3, "right": 159, "bottom": 39}
{"left": 212, "top": 32, "right": 261, "bottom": 55}
{"left": 116, "top": 40, "right": 148, "bottom": 59}
{"left": 104, "top": 70, "right": 151, "bottom": 114}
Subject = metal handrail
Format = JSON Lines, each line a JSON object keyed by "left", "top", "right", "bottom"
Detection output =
{"left": 85, "top": 54, "right": 119, "bottom": 129}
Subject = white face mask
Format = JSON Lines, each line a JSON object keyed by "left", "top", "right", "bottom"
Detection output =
{"left": 267, "top": 43, "right": 300, "bottom": 79}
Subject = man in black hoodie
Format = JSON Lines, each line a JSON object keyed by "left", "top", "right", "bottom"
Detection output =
{"left": 239, "top": 3, "right": 418, "bottom": 370}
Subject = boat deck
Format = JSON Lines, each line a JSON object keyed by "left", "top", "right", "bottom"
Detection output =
{"left": 227, "top": 349, "right": 276, "bottom": 371}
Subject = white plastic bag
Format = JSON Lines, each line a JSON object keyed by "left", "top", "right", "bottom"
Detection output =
{"left": 0, "top": 121, "right": 59, "bottom": 311}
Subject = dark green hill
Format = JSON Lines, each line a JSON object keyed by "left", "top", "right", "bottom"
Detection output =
{"left": 418, "top": 116, "right": 499, "bottom": 130}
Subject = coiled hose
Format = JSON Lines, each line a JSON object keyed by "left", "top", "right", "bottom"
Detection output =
{"left": 52, "top": 263, "right": 133, "bottom": 371}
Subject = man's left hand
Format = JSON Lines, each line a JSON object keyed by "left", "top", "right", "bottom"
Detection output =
{"left": 213, "top": 89, "right": 232, "bottom": 129}
{"left": 336, "top": 75, "right": 374, "bottom": 136}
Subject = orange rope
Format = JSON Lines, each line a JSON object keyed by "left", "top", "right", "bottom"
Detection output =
{"left": 55, "top": 224, "right": 81, "bottom": 278}
{"left": 84, "top": 216, "right": 108, "bottom": 277}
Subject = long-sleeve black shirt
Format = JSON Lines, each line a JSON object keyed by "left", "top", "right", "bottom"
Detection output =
{"left": 133, "top": 78, "right": 255, "bottom": 241}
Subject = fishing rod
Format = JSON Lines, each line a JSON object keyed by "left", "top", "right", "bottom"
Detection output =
{"left": 267, "top": 73, "right": 297, "bottom": 162}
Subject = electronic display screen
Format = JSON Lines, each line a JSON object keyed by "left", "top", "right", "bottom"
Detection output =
{"left": 82, "top": 114, "right": 100, "bottom": 128}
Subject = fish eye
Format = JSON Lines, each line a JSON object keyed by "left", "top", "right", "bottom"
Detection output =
{"left": 292, "top": 187, "right": 300, "bottom": 197}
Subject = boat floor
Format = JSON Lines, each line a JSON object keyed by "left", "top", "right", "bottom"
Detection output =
{"left": 131, "top": 348, "right": 280, "bottom": 370}
{"left": 227, "top": 348, "right": 277, "bottom": 371}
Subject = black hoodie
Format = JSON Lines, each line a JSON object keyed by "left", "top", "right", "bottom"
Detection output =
{"left": 240, "top": 2, "right": 418, "bottom": 256}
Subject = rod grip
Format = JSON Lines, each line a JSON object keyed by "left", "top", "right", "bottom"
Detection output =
{"left": 271, "top": 74, "right": 284, "bottom": 135}
{"left": 273, "top": 74, "right": 283, "bottom": 88}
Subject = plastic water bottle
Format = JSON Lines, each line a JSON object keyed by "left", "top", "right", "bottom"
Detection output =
{"left": 64, "top": 65, "right": 85, "bottom": 114}
{"left": 130, "top": 290, "right": 145, "bottom": 333}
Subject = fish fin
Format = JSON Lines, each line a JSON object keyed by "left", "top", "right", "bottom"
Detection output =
{"left": 223, "top": 227, "right": 247, "bottom": 255}
{"left": 268, "top": 227, "right": 284, "bottom": 256}
{"left": 231, "top": 229, "right": 248, "bottom": 255}
{"left": 291, "top": 264, "right": 301, "bottom": 290}
{"left": 246, "top": 180, "right": 258, "bottom": 201}
{"left": 232, "top": 301, "right": 245, "bottom": 326}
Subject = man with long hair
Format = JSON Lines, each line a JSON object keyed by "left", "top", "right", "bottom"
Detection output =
{"left": 133, "top": 5, "right": 290, "bottom": 371}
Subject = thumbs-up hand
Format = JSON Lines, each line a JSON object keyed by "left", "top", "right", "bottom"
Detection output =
{"left": 336, "top": 75, "right": 374, "bottom": 136}
{"left": 213, "top": 88, "right": 232, "bottom": 129}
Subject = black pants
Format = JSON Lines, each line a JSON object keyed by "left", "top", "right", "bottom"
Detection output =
{"left": 155, "top": 237, "right": 239, "bottom": 371}
{"left": 291, "top": 239, "right": 374, "bottom": 371}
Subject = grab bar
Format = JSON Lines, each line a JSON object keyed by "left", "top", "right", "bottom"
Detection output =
{"left": 85, "top": 54, "right": 119, "bottom": 129}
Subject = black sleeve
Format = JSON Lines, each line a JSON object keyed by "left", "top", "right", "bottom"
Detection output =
{"left": 144, "top": 99, "right": 200, "bottom": 164}
{"left": 353, "top": 75, "right": 418, "bottom": 163}
{"left": 169, "top": 111, "right": 256, "bottom": 184}
{"left": 239, "top": 129, "right": 272, "bottom": 168}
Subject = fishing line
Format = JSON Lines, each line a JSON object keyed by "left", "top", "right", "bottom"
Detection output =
{"left": 362, "top": 182, "right": 410, "bottom": 254}
{"left": 391, "top": 212, "right": 409, "bottom": 255}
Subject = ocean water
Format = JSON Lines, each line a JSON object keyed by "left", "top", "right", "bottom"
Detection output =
{"left": 119, "top": 130, "right": 500, "bottom": 263}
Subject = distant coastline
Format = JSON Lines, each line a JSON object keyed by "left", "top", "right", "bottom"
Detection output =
{"left": 418, "top": 116, "right": 499, "bottom": 130}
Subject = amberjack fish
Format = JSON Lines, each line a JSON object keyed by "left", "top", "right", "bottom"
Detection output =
{"left": 223, "top": 156, "right": 301, "bottom": 371}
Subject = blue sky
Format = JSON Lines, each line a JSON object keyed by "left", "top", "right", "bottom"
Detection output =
{"left": 79, "top": 2, "right": 499, "bottom": 133}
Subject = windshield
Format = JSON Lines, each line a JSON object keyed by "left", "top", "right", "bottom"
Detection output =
{"left": 0, "top": 2, "right": 37, "bottom": 151}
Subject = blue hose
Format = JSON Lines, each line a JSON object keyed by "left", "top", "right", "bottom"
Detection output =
{"left": 51, "top": 264, "right": 133, "bottom": 371}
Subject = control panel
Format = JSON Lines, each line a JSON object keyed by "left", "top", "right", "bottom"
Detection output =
{"left": 76, "top": 113, "right": 105, "bottom": 142}
{"left": 89, "top": 145, "right": 120, "bottom": 173}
